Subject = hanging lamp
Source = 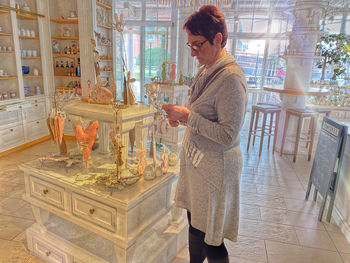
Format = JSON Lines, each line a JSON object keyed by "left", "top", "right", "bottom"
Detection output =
{"left": 154, "top": 0, "right": 232, "bottom": 9}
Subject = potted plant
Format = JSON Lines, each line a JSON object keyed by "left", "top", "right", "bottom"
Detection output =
{"left": 316, "top": 33, "right": 350, "bottom": 81}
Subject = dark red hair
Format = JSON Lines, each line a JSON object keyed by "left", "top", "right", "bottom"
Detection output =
{"left": 183, "top": 5, "right": 228, "bottom": 48}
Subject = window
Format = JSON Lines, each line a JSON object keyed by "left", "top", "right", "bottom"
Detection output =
{"left": 234, "top": 39, "right": 265, "bottom": 87}
{"left": 115, "top": 0, "right": 174, "bottom": 102}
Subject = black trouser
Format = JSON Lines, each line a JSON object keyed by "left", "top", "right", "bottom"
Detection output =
{"left": 187, "top": 211, "right": 229, "bottom": 263}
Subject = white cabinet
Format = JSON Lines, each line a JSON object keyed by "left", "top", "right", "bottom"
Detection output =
{"left": 32, "top": 235, "right": 73, "bottom": 263}
{"left": 25, "top": 118, "right": 48, "bottom": 141}
{"left": 21, "top": 157, "right": 187, "bottom": 263}
{"left": 0, "top": 123, "right": 25, "bottom": 150}
{"left": 0, "top": 97, "right": 48, "bottom": 152}
{"left": 22, "top": 99, "right": 46, "bottom": 122}
{"left": 71, "top": 192, "right": 117, "bottom": 232}
{"left": 0, "top": 0, "right": 52, "bottom": 154}
{"left": 29, "top": 175, "right": 65, "bottom": 210}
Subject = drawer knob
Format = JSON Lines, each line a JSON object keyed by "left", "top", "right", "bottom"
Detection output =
{"left": 35, "top": 104, "right": 38, "bottom": 107}
{"left": 10, "top": 129, "right": 13, "bottom": 132}
{"left": 46, "top": 251, "right": 51, "bottom": 257}
{"left": 89, "top": 208, "right": 95, "bottom": 215}
{"left": 43, "top": 189, "right": 49, "bottom": 195}
{"left": 19, "top": 106, "right": 22, "bottom": 109}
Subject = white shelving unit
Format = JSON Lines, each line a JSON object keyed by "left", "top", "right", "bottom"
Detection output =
{"left": 94, "top": 0, "right": 114, "bottom": 82}
{"left": 0, "top": 0, "right": 50, "bottom": 153}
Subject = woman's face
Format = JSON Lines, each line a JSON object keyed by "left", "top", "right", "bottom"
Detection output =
{"left": 186, "top": 30, "right": 221, "bottom": 67}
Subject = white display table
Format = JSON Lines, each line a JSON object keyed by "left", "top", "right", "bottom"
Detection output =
{"left": 20, "top": 154, "right": 187, "bottom": 263}
{"left": 64, "top": 100, "right": 155, "bottom": 157}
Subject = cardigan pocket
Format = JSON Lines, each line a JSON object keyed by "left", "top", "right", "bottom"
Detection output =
{"left": 183, "top": 139, "right": 204, "bottom": 168}
{"left": 183, "top": 138, "right": 224, "bottom": 191}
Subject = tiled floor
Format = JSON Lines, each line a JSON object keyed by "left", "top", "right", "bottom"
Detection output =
{"left": 0, "top": 115, "right": 350, "bottom": 263}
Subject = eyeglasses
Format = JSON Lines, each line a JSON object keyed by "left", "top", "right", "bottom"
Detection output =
{"left": 186, "top": 39, "right": 208, "bottom": 51}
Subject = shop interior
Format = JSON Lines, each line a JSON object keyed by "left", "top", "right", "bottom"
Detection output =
{"left": 0, "top": 0, "right": 350, "bottom": 262}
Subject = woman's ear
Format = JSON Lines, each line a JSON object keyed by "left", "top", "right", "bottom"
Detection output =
{"left": 214, "top": 32, "right": 223, "bottom": 46}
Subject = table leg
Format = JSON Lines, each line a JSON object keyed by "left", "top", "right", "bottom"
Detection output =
{"left": 31, "top": 205, "right": 49, "bottom": 229}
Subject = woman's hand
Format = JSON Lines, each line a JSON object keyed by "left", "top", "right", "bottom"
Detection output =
{"left": 162, "top": 104, "right": 190, "bottom": 127}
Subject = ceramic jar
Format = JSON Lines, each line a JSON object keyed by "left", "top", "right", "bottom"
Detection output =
{"left": 143, "top": 165, "right": 155, "bottom": 180}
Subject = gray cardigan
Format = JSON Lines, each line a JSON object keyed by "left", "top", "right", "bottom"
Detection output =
{"left": 175, "top": 54, "right": 247, "bottom": 245}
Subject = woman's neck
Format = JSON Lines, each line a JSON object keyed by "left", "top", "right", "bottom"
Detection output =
{"left": 206, "top": 48, "right": 227, "bottom": 68}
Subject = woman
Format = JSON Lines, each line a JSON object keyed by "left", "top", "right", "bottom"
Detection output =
{"left": 162, "top": 5, "right": 247, "bottom": 263}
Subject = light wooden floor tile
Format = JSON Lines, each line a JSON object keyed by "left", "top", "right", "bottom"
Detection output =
{"left": 239, "top": 219, "right": 298, "bottom": 244}
{"left": 295, "top": 228, "right": 336, "bottom": 251}
{"left": 265, "top": 240, "right": 343, "bottom": 263}
{"left": 259, "top": 207, "right": 325, "bottom": 230}
{"left": 328, "top": 231, "right": 350, "bottom": 253}
{"left": 226, "top": 236, "right": 267, "bottom": 262}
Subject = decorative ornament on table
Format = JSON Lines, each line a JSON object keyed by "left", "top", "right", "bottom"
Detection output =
{"left": 81, "top": 38, "right": 113, "bottom": 105}
{"left": 168, "top": 152, "right": 178, "bottom": 167}
{"left": 169, "top": 62, "right": 176, "bottom": 82}
{"left": 96, "top": 106, "right": 140, "bottom": 189}
{"left": 52, "top": 40, "right": 60, "bottom": 53}
{"left": 135, "top": 146, "right": 147, "bottom": 176}
{"left": 161, "top": 62, "right": 167, "bottom": 82}
{"left": 161, "top": 145, "right": 169, "bottom": 174}
{"left": 75, "top": 121, "right": 99, "bottom": 170}
{"left": 179, "top": 71, "right": 184, "bottom": 85}
{"left": 63, "top": 27, "right": 71, "bottom": 37}
{"left": 122, "top": 71, "right": 137, "bottom": 105}
{"left": 113, "top": 13, "right": 124, "bottom": 33}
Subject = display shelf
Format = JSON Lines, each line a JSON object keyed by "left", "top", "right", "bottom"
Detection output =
{"left": 24, "top": 94, "right": 45, "bottom": 99}
{"left": 19, "top": 35, "right": 39, "bottom": 40}
{"left": 97, "top": 24, "right": 112, "bottom": 29}
{"left": 52, "top": 36, "right": 79, "bottom": 40}
{"left": 50, "top": 18, "right": 78, "bottom": 24}
{"left": 53, "top": 52, "right": 79, "bottom": 57}
{"left": 16, "top": 13, "right": 37, "bottom": 20}
{"left": 0, "top": 32, "right": 12, "bottom": 36}
{"left": 21, "top": 56, "right": 41, "bottom": 59}
{"left": 0, "top": 98, "right": 23, "bottom": 107}
{"left": 99, "top": 58, "right": 112, "bottom": 61}
{"left": 0, "top": 76, "right": 17, "bottom": 80}
{"left": 0, "top": 51, "right": 15, "bottom": 54}
{"left": 54, "top": 75, "right": 81, "bottom": 78}
{"left": 96, "top": 1, "right": 112, "bottom": 10}
{"left": 0, "top": 10, "right": 10, "bottom": 14}
{"left": 100, "top": 43, "right": 112, "bottom": 47}
{"left": 23, "top": 75, "right": 42, "bottom": 78}
{"left": 101, "top": 70, "right": 112, "bottom": 73}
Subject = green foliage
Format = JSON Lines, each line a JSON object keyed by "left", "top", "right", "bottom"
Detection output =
{"left": 316, "top": 34, "right": 350, "bottom": 79}
{"left": 135, "top": 46, "right": 169, "bottom": 68}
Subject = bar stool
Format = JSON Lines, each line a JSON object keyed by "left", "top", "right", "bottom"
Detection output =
{"left": 305, "top": 105, "right": 331, "bottom": 148}
{"left": 306, "top": 105, "right": 331, "bottom": 116}
{"left": 247, "top": 104, "right": 281, "bottom": 157}
{"left": 280, "top": 108, "right": 317, "bottom": 162}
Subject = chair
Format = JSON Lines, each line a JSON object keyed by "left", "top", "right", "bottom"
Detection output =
{"left": 280, "top": 108, "right": 318, "bottom": 162}
{"left": 247, "top": 104, "right": 281, "bottom": 157}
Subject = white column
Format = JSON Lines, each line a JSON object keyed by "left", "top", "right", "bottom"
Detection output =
{"left": 275, "top": 0, "right": 327, "bottom": 154}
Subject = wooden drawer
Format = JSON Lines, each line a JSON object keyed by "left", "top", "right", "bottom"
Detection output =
{"left": 0, "top": 108, "right": 22, "bottom": 126}
{"left": 0, "top": 124, "right": 24, "bottom": 150}
{"left": 72, "top": 192, "right": 116, "bottom": 232}
{"left": 29, "top": 176, "right": 65, "bottom": 210}
{"left": 23, "top": 100, "right": 46, "bottom": 122}
{"left": 25, "top": 118, "right": 48, "bottom": 141}
{"left": 32, "top": 236, "right": 72, "bottom": 263}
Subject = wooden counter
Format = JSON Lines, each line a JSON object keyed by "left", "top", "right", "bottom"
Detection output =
{"left": 264, "top": 87, "right": 331, "bottom": 96}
